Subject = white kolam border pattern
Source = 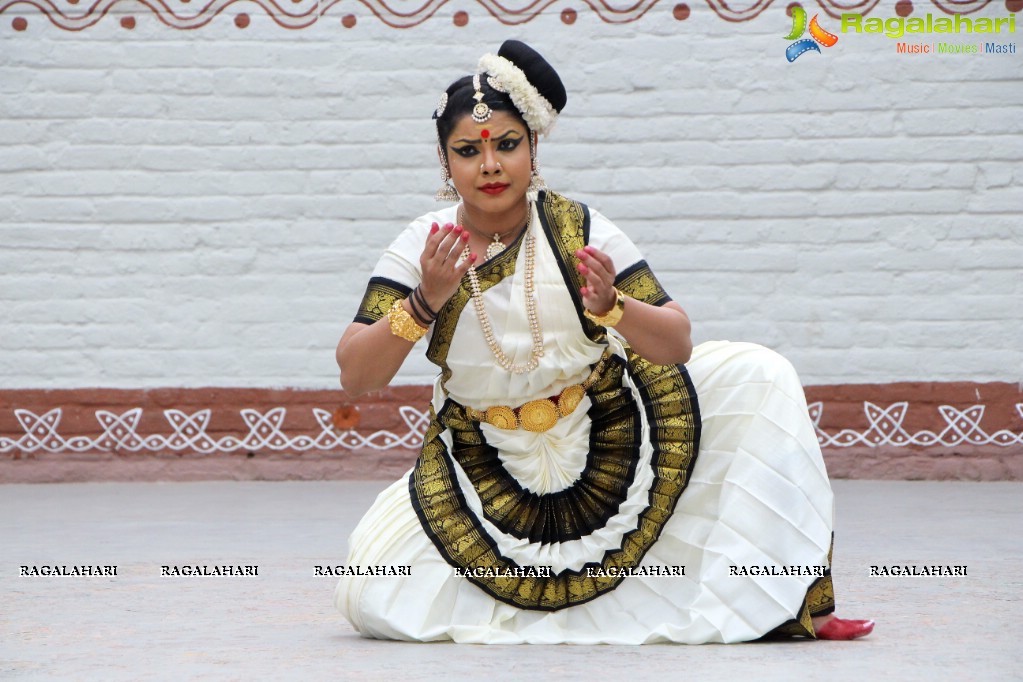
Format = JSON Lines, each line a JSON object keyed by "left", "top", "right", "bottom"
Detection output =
{"left": 2, "top": 402, "right": 1022, "bottom": 455}
{"left": 1, "top": 407, "right": 428, "bottom": 454}
{"left": 807, "top": 402, "right": 1023, "bottom": 448}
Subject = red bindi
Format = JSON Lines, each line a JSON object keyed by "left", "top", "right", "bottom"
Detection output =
{"left": 480, "top": 129, "right": 490, "bottom": 139}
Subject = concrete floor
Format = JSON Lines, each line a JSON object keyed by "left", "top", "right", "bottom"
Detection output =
{"left": 1, "top": 479, "right": 1021, "bottom": 681}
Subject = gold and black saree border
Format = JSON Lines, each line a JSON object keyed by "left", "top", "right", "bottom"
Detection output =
{"left": 409, "top": 350, "right": 701, "bottom": 612}
{"left": 353, "top": 276, "right": 413, "bottom": 326}
{"left": 535, "top": 191, "right": 604, "bottom": 345}
{"left": 615, "top": 260, "right": 673, "bottom": 308}
{"left": 437, "top": 354, "right": 642, "bottom": 544}
{"left": 762, "top": 534, "right": 837, "bottom": 639}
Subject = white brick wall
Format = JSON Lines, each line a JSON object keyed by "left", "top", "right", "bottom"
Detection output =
{"left": 1, "top": 5, "right": 1020, "bottom": 388}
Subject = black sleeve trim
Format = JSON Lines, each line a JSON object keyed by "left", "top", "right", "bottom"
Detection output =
{"left": 353, "top": 276, "right": 414, "bottom": 325}
{"left": 614, "top": 260, "right": 672, "bottom": 307}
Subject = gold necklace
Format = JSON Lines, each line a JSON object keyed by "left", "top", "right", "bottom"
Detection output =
{"left": 462, "top": 204, "right": 544, "bottom": 374}
{"left": 458, "top": 205, "right": 526, "bottom": 260}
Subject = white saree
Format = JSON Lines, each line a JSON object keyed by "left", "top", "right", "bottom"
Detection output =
{"left": 335, "top": 193, "right": 835, "bottom": 644}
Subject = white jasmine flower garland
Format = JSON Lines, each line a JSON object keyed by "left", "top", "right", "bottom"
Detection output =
{"left": 477, "top": 53, "right": 559, "bottom": 136}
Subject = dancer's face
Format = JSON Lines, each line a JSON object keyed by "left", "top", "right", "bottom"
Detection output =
{"left": 444, "top": 111, "right": 533, "bottom": 215}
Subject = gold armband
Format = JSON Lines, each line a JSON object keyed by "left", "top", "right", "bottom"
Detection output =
{"left": 583, "top": 288, "right": 627, "bottom": 328}
{"left": 388, "top": 298, "right": 429, "bottom": 343}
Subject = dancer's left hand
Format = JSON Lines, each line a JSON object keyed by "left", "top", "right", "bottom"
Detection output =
{"left": 575, "top": 245, "right": 617, "bottom": 315}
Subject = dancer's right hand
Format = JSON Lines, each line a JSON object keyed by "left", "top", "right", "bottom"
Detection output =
{"left": 418, "top": 223, "right": 477, "bottom": 312}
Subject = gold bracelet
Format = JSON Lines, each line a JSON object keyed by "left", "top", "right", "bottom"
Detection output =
{"left": 387, "top": 298, "right": 429, "bottom": 343}
{"left": 583, "top": 287, "right": 627, "bottom": 328}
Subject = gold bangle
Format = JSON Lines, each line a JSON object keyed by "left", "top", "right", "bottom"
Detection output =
{"left": 387, "top": 298, "right": 429, "bottom": 343}
{"left": 583, "top": 287, "right": 627, "bottom": 328}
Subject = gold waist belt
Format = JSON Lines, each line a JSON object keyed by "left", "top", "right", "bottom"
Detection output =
{"left": 464, "top": 351, "right": 611, "bottom": 433}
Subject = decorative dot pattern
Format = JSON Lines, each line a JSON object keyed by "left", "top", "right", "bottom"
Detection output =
{"left": 0, "top": 1, "right": 996, "bottom": 31}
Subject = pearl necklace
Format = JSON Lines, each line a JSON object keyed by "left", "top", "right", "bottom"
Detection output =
{"left": 462, "top": 205, "right": 545, "bottom": 374}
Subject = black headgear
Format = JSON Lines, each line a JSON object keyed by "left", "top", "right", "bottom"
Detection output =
{"left": 496, "top": 40, "right": 567, "bottom": 115}
{"left": 433, "top": 41, "right": 566, "bottom": 135}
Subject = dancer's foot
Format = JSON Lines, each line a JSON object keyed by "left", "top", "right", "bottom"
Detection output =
{"left": 812, "top": 615, "right": 875, "bottom": 640}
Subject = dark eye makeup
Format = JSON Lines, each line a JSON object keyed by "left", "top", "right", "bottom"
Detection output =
{"left": 450, "top": 133, "right": 524, "bottom": 158}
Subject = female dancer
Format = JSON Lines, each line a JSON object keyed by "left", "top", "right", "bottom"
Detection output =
{"left": 334, "top": 40, "right": 873, "bottom": 643}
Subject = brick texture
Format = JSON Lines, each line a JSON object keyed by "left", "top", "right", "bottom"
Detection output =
{"left": 1, "top": 6, "right": 1020, "bottom": 395}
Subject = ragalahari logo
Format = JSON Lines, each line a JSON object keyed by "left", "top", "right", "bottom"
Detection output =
{"left": 784, "top": 6, "right": 839, "bottom": 62}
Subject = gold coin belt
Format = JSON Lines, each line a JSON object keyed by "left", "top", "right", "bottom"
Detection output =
{"left": 465, "top": 351, "right": 610, "bottom": 433}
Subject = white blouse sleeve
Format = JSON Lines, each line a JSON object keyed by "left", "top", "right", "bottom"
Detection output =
{"left": 587, "top": 207, "right": 673, "bottom": 307}
{"left": 352, "top": 207, "right": 457, "bottom": 324}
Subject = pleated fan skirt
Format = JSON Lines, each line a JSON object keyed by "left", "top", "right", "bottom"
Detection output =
{"left": 334, "top": 340, "right": 834, "bottom": 644}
